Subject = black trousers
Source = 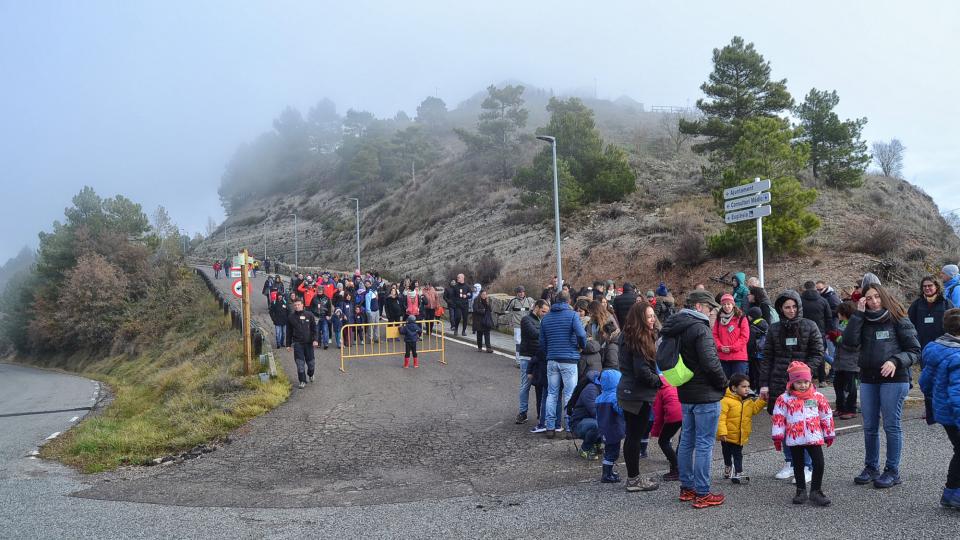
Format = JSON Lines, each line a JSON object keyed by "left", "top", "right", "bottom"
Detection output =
{"left": 404, "top": 342, "right": 418, "bottom": 358}
{"left": 946, "top": 425, "right": 960, "bottom": 489}
{"left": 476, "top": 329, "right": 491, "bottom": 350}
{"left": 623, "top": 403, "right": 652, "bottom": 478}
{"left": 452, "top": 306, "right": 468, "bottom": 332}
{"left": 791, "top": 445, "right": 825, "bottom": 491}
{"left": 292, "top": 342, "right": 315, "bottom": 384}
{"left": 721, "top": 441, "right": 744, "bottom": 473}
{"left": 658, "top": 421, "right": 681, "bottom": 470}
{"left": 834, "top": 370, "right": 859, "bottom": 414}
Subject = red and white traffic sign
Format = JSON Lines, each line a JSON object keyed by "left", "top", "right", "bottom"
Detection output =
{"left": 232, "top": 279, "right": 244, "bottom": 298}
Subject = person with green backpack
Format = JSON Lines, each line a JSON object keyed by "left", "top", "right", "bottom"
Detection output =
{"left": 658, "top": 290, "right": 728, "bottom": 509}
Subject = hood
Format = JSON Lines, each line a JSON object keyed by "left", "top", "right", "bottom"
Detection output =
{"left": 774, "top": 289, "right": 803, "bottom": 319}
{"left": 749, "top": 286, "right": 769, "bottom": 303}
{"left": 734, "top": 272, "right": 747, "bottom": 287}
{"left": 861, "top": 272, "right": 881, "bottom": 289}
{"left": 724, "top": 388, "right": 743, "bottom": 402}
{"left": 622, "top": 282, "right": 636, "bottom": 293}
{"left": 934, "top": 334, "right": 960, "bottom": 348}
{"left": 582, "top": 339, "right": 602, "bottom": 355}
{"left": 596, "top": 369, "right": 622, "bottom": 405}
{"left": 585, "top": 369, "right": 601, "bottom": 385}
{"left": 660, "top": 308, "right": 708, "bottom": 338}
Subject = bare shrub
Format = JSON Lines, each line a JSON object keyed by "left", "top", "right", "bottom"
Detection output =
{"left": 675, "top": 232, "right": 706, "bottom": 267}
{"left": 856, "top": 223, "right": 901, "bottom": 256}
{"left": 905, "top": 247, "right": 927, "bottom": 261}
{"left": 472, "top": 253, "right": 503, "bottom": 286}
{"left": 655, "top": 257, "right": 675, "bottom": 273}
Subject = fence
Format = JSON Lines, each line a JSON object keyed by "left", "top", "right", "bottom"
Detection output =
{"left": 193, "top": 267, "right": 265, "bottom": 356}
{"left": 339, "top": 319, "right": 446, "bottom": 372}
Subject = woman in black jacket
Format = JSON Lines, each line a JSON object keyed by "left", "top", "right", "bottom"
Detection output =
{"left": 908, "top": 275, "right": 954, "bottom": 353}
{"left": 472, "top": 290, "right": 495, "bottom": 353}
{"left": 843, "top": 283, "right": 920, "bottom": 488}
{"left": 616, "top": 301, "right": 662, "bottom": 492}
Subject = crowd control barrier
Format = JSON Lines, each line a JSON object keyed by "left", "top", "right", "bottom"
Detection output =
{"left": 339, "top": 319, "right": 446, "bottom": 372}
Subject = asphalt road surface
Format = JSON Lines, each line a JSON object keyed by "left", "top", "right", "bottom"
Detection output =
{"left": 2, "top": 270, "right": 958, "bottom": 538}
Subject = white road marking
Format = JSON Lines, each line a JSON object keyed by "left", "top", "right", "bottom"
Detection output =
{"left": 45, "top": 432, "right": 61, "bottom": 440}
{"left": 442, "top": 334, "right": 515, "bottom": 359}
{"left": 834, "top": 424, "right": 862, "bottom": 432}
{"left": 69, "top": 416, "right": 79, "bottom": 422}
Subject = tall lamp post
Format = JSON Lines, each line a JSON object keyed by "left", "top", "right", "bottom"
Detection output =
{"left": 289, "top": 213, "right": 298, "bottom": 270}
{"left": 536, "top": 135, "right": 563, "bottom": 292}
{"left": 347, "top": 197, "right": 361, "bottom": 273}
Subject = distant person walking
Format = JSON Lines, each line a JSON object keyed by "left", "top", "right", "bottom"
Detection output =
{"left": 285, "top": 298, "right": 318, "bottom": 389}
{"left": 450, "top": 274, "right": 472, "bottom": 336}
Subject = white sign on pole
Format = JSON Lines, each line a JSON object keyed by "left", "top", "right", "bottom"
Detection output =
{"left": 724, "top": 205, "right": 772, "bottom": 224}
{"left": 723, "top": 179, "right": 771, "bottom": 200}
{"left": 724, "top": 191, "right": 772, "bottom": 212}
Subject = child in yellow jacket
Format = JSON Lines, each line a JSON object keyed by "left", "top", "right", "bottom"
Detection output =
{"left": 718, "top": 373, "right": 767, "bottom": 483}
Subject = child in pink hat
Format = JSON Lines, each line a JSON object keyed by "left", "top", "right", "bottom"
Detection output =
{"left": 771, "top": 361, "right": 836, "bottom": 506}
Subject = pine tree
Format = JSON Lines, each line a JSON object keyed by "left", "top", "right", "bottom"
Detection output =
{"left": 795, "top": 88, "right": 869, "bottom": 188}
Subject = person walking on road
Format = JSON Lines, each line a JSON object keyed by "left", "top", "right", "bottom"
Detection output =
{"left": 519, "top": 300, "right": 550, "bottom": 427}
{"left": 472, "top": 290, "right": 495, "bottom": 353}
{"left": 286, "top": 298, "right": 318, "bottom": 389}
{"left": 663, "top": 290, "right": 727, "bottom": 509}
{"left": 450, "top": 274, "right": 472, "bottom": 336}
{"left": 843, "top": 283, "right": 920, "bottom": 489}
{"left": 918, "top": 308, "right": 960, "bottom": 509}
{"left": 506, "top": 286, "right": 535, "bottom": 367}
{"left": 269, "top": 294, "right": 288, "bottom": 348}
{"left": 539, "top": 291, "right": 587, "bottom": 438}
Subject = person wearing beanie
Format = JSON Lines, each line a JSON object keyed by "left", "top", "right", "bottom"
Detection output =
{"left": 399, "top": 314, "right": 423, "bottom": 368}
{"left": 655, "top": 284, "right": 677, "bottom": 324}
{"left": 713, "top": 293, "right": 751, "bottom": 378}
{"left": 942, "top": 264, "right": 960, "bottom": 307}
{"left": 746, "top": 306, "right": 769, "bottom": 392}
{"left": 919, "top": 308, "right": 960, "bottom": 509}
{"left": 771, "top": 361, "right": 835, "bottom": 506}
{"left": 656, "top": 282, "right": 669, "bottom": 297}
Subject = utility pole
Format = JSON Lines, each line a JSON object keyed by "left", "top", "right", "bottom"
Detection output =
{"left": 240, "top": 248, "right": 253, "bottom": 375}
{"left": 536, "top": 135, "right": 563, "bottom": 291}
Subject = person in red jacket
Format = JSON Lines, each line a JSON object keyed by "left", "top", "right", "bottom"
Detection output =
{"left": 651, "top": 375, "right": 683, "bottom": 481}
{"left": 713, "top": 293, "right": 751, "bottom": 378}
{"left": 297, "top": 277, "right": 320, "bottom": 308}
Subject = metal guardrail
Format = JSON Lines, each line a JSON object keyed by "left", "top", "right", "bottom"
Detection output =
{"left": 193, "top": 267, "right": 265, "bottom": 356}
{"left": 338, "top": 319, "right": 446, "bottom": 373}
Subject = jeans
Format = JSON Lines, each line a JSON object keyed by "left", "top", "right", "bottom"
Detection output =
{"left": 678, "top": 401, "right": 721, "bottom": 496}
{"left": 834, "top": 370, "right": 859, "bottom": 414}
{"left": 573, "top": 418, "right": 600, "bottom": 450}
{"left": 317, "top": 319, "right": 329, "bottom": 345}
{"left": 721, "top": 361, "right": 749, "bottom": 378}
{"left": 331, "top": 317, "right": 343, "bottom": 347}
{"left": 721, "top": 441, "right": 744, "bottom": 473}
{"left": 274, "top": 325, "right": 285, "bottom": 348}
{"left": 514, "top": 327, "right": 522, "bottom": 364}
{"left": 292, "top": 342, "right": 315, "bottom": 384}
{"left": 367, "top": 310, "right": 381, "bottom": 341}
{"left": 518, "top": 357, "right": 532, "bottom": 414}
{"left": 860, "top": 382, "right": 909, "bottom": 472}
{"left": 544, "top": 361, "right": 578, "bottom": 430}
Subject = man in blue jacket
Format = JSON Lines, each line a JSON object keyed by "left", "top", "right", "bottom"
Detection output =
{"left": 539, "top": 291, "right": 587, "bottom": 439}
{"left": 942, "top": 265, "right": 960, "bottom": 307}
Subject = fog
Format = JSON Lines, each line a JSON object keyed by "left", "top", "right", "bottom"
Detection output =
{"left": 2, "top": 0, "right": 958, "bottom": 262}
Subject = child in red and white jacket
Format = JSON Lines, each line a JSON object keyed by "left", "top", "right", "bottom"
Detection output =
{"left": 771, "top": 361, "right": 835, "bottom": 507}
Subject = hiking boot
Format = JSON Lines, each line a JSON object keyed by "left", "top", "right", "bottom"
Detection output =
{"left": 625, "top": 475, "right": 659, "bottom": 492}
{"left": 809, "top": 489, "right": 831, "bottom": 506}
{"left": 692, "top": 492, "right": 724, "bottom": 508}
{"left": 403, "top": 357, "right": 410, "bottom": 369}
{"left": 792, "top": 488, "right": 808, "bottom": 504}
{"left": 515, "top": 412, "right": 528, "bottom": 425}
{"left": 678, "top": 487, "right": 696, "bottom": 501}
{"left": 854, "top": 466, "right": 881, "bottom": 485}
{"left": 940, "top": 487, "right": 960, "bottom": 509}
{"left": 601, "top": 464, "right": 621, "bottom": 483}
{"left": 529, "top": 425, "right": 547, "bottom": 434}
{"left": 873, "top": 468, "right": 902, "bottom": 489}
{"left": 775, "top": 463, "right": 794, "bottom": 480}
{"left": 723, "top": 465, "right": 732, "bottom": 479}
{"left": 731, "top": 472, "right": 749, "bottom": 485}
{"left": 662, "top": 469, "right": 680, "bottom": 482}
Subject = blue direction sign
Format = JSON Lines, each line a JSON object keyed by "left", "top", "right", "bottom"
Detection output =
{"left": 724, "top": 205, "right": 772, "bottom": 224}
{"left": 724, "top": 191, "right": 772, "bottom": 212}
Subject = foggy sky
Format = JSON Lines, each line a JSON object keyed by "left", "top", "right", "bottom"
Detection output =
{"left": 2, "top": 0, "right": 958, "bottom": 263}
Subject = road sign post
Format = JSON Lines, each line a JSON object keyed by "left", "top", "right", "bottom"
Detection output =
{"left": 240, "top": 249, "right": 253, "bottom": 376}
{"left": 723, "top": 177, "right": 772, "bottom": 287}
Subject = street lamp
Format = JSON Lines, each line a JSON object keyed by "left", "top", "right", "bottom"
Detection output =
{"left": 289, "top": 213, "right": 298, "bottom": 270}
{"left": 536, "top": 135, "right": 563, "bottom": 292}
{"left": 347, "top": 198, "right": 361, "bottom": 273}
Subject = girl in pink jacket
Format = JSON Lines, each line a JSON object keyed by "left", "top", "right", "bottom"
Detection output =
{"left": 651, "top": 375, "right": 683, "bottom": 481}
{"left": 713, "top": 293, "right": 750, "bottom": 378}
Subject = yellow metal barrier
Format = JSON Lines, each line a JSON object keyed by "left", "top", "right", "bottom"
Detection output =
{"left": 339, "top": 319, "right": 446, "bottom": 372}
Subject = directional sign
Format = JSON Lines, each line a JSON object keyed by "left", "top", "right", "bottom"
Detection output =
{"left": 232, "top": 278, "right": 244, "bottom": 297}
{"left": 723, "top": 179, "right": 771, "bottom": 200}
{"left": 724, "top": 191, "right": 772, "bottom": 212}
{"left": 725, "top": 205, "right": 772, "bottom": 224}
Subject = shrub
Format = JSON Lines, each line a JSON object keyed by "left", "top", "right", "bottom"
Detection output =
{"left": 855, "top": 222, "right": 901, "bottom": 256}
{"left": 905, "top": 247, "right": 927, "bottom": 261}
{"left": 655, "top": 257, "right": 675, "bottom": 273}
{"left": 472, "top": 253, "right": 503, "bottom": 285}
{"left": 676, "top": 232, "right": 706, "bottom": 267}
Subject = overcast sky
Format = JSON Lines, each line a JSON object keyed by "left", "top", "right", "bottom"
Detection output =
{"left": 2, "top": 0, "right": 958, "bottom": 263}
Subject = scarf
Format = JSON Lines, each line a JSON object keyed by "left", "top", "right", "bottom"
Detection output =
{"left": 864, "top": 308, "right": 890, "bottom": 323}
{"left": 719, "top": 310, "right": 735, "bottom": 326}
{"left": 789, "top": 385, "right": 817, "bottom": 401}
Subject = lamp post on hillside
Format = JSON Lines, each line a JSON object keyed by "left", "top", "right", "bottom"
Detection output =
{"left": 289, "top": 213, "right": 298, "bottom": 270}
{"left": 347, "top": 198, "right": 361, "bottom": 273}
{"left": 536, "top": 135, "right": 563, "bottom": 292}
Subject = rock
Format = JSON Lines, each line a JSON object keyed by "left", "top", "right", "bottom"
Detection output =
{"left": 151, "top": 458, "right": 163, "bottom": 465}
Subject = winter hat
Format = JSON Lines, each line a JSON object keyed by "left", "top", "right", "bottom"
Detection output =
{"left": 787, "top": 361, "right": 812, "bottom": 386}
{"left": 645, "top": 290, "right": 655, "bottom": 299}
{"left": 720, "top": 293, "right": 735, "bottom": 305}
{"left": 336, "top": 283, "right": 344, "bottom": 290}
{"left": 656, "top": 282, "right": 668, "bottom": 297}
{"left": 943, "top": 264, "right": 960, "bottom": 279}
{"left": 686, "top": 290, "right": 719, "bottom": 309}
{"left": 747, "top": 306, "right": 762, "bottom": 320}
{"left": 515, "top": 285, "right": 525, "bottom": 293}
{"left": 407, "top": 315, "right": 417, "bottom": 323}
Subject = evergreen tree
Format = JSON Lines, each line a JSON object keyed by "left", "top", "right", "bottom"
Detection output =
{"left": 455, "top": 84, "right": 528, "bottom": 178}
{"left": 795, "top": 88, "right": 869, "bottom": 188}
{"left": 415, "top": 96, "right": 448, "bottom": 131}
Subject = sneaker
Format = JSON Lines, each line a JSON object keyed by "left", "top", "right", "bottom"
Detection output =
{"left": 775, "top": 463, "right": 794, "bottom": 480}
{"left": 298, "top": 382, "right": 306, "bottom": 389}
{"left": 662, "top": 470, "right": 680, "bottom": 482}
{"left": 307, "top": 375, "right": 314, "bottom": 382}
{"left": 625, "top": 475, "right": 659, "bottom": 492}
{"left": 723, "top": 465, "right": 732, "bottom": 479}
{"left": 731, "top": 472, "right": 749, "bottom": 485}
{"left": 854, "top": 466, "right": 881, "bottom": 485}
{"left": 577, "top": 448, "right": 599, "bottom": 461}
{"left": 692, "top": 492, "right": 725, "bottom": 509}
{"left": 792, "top": 488, "right": 808, "bottom": 505}
{"left": 940, "top": 487, "right": 960, "bottom": 509}
{"left": 515, "top": 412, "right": 528, "bottom": 425}
{"left": 809, "top": 490, "right": 831, "bottom": 506}
{"left": 678, "top": 487, "right": 696, "bottom": 501}
{"left": 529, "top": 425, "right": 547, "bottom": 434}
{"left": 873, "top": 468, "right": 902, "bottom": 489}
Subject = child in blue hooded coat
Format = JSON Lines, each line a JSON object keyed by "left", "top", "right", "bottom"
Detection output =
{"left": 596, "top": 369, "right": 626, "bottom": 483}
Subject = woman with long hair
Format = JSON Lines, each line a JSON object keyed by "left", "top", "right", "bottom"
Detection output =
{"left": 842, "top": 283, "right": 920, "bottom": 488}
{"left": 587, "top": 300, "right": 621, "bottom": 370}
{"left": 616, "top": 301, "right": 662, "bottom": 492}
{"left": 908, "top": 275, "right": 955, "bottom": 353}
{"left": 423, "top": 283, "right": 440, "bottom": 322}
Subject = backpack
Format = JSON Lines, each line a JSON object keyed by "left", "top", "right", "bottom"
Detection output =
{"left": 751, "top": 319, "right": 767, "bottom": 358}
{"left": 655, "top": 333, "right": 693, "bottom": 387}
